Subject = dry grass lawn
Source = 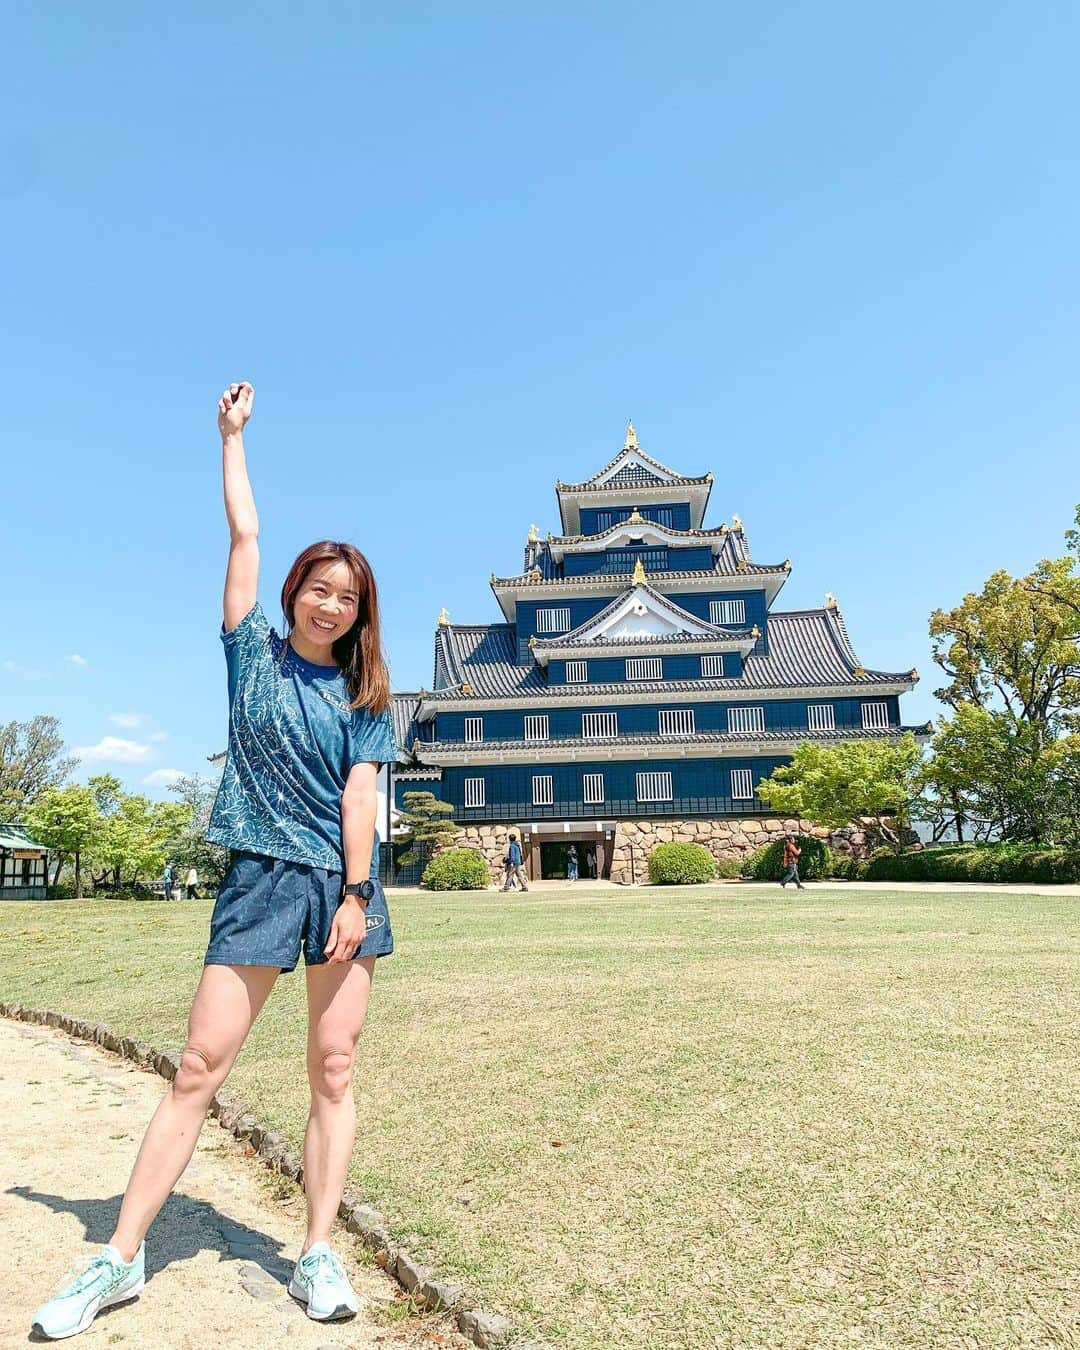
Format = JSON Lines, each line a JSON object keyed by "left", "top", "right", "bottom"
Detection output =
{"left": 2, "top": 885, "right": 1078, "bottom": 1348}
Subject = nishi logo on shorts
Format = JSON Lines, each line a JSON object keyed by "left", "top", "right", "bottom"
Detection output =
{"left": 365, "top": 914, "right": 386, "bottom": 931}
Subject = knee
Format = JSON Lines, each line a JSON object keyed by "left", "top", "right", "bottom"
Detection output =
{"left": 173, "top": 1042, "right": 220, "bottom": 1099}
{"left": 309, "top": 1046, "right": 355, "bottom": 1104}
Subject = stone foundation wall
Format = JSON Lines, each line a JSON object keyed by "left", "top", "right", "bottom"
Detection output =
{"left": 449, "top": 819, "right": 873, "bottom": 886}
{"left": 609, "top": 818, "right": 868, "bottom": 885}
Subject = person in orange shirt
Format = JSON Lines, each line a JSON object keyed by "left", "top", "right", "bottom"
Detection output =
{"left": 780, "top": 835, "right": 805, "bottom": 890}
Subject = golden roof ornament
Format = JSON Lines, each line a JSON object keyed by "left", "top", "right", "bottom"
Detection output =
{"left": 528, "top": 635, "right": 537, "bottom": 647}
{"left": 528, "top": 523, "right": 539, "bottom": 543}
{"left": 719, "top": 522, "right": 728, "bottom": 535}
{"left": 853, "top": 665, "right": 866, "bottom": 679}
{"left": 624, "top": 422, "right": 638, "bottom": 450}
{"left": 529, "top": 566, "right": 542, "bottom": 581}
{"left": 437, "top": 607, "right": 450, "bottom": 627}
{"left": 628, "top": 508, "right": 643, "bottom": 523}
{"left": 632, "top": 558, "right": 647, "bottom": 584}
{"left": 783, "top": 559, "right": 792, "bottom": 571}
{"left": 751, "top": 623, "right": 761, "bottom": 638}
{"left": 731, "top": 513, "right": 743, "bottom": 531}
{"left": 460, "top": 681, "right": 473, "bottom": 695}
{"left": 824, "top": 592, "right": 838, "bottom": 610}
{"left": 910, "top": 667, "right": 920, "bottom": 681}
{"left": 412, "top": 738, "right": 421, "bottom": 755}
{"left": 736, "top": 559, "right": 749, "bottom": 574}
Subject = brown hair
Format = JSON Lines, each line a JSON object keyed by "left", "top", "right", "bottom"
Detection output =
{"left": 280, "top": 541, "right": 391, "bottom": 714}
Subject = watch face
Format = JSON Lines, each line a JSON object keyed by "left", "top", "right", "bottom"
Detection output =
{"left": 360, "top": 879, "right": 377, "bottom": 900}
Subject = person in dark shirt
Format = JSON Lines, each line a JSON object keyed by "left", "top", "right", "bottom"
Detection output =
{"left": 780, "top": 835, "right": 805, "bottom": 889}
{"left": 502, "top": 832, "right": 529, "bottom": 892}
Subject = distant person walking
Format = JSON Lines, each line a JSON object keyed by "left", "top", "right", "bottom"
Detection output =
{"left": 162, "top": 863, "right": 175, "bottom": 902}
{"left": 566, "top": 843, "right": 579, "bottom": 883}
{"left": 780, "top": 835, "right": 805, "bottom": 889}
{"left": 183, "top": 865, "right": 199, "bottom": 900}
{"left": 502, "top": 832, "right": 529, "bottom": 892}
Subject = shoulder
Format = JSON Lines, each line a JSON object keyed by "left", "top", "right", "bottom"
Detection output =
{"left": 222, "top": 602, "right": 275, "bottom": 649}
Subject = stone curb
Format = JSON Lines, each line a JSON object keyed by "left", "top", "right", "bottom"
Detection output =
{"left": 0, "top": 1001, "right": 523, "bottom": 1350}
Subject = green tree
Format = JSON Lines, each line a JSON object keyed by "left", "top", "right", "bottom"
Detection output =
{"left": 167, "top": 774, "right": 230, "bottom": 885}
{"left": 23, "top": 784, "right": 102, "bottom": 895}
{"left": 0, "top": 715, "right": 78, "bottom": 820}
{"left": 396, "top": 791, "right": 458, "bottom": 869}
{"left": 88, "top": 776, "right": 190, "bottom": 890}
{"left": 756, "top": 735, "right": 923, "bottom": 852}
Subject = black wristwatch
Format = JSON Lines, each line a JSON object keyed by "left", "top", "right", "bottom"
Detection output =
{"left": 342, "top": 880, "right": 377, "bottom": 903}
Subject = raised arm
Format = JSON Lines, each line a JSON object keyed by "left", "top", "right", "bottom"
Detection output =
{"left": 218, "top": 381, "right": 259, "bottom": 631}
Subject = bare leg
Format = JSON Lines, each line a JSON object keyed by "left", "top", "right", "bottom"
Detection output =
{"left": 301, "top": 957, "right": 375, "bottom": 1251}
{"left": 108, "top": 963, "right": 280, "bottom": 1262}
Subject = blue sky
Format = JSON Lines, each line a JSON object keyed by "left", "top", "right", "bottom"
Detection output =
{"left": 2, "top": 3, "right": 1077, "bottom": 795}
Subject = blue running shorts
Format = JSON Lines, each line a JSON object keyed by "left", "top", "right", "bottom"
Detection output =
{"left": 204, "top": 850, "right": 394, "bottom": 972}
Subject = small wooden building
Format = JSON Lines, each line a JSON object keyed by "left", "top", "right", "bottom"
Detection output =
{"left": 0, "top": 824, "right": 49, "bottom": 900}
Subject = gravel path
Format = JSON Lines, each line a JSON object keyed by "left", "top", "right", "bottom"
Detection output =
{"left": 2, "top": 1018, "right": 468, "bottom": 1349}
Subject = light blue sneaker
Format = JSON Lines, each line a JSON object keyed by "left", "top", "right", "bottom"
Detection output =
{"left": 31, "top": 1242, "right": 145, "bottom": 1339}
{"left": 287, "top": 1241, "right": 359, "bottom": 1321}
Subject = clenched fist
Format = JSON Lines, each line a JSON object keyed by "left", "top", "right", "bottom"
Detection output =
{"left": 217, "top": 382, "right": 255, "bottom": 439}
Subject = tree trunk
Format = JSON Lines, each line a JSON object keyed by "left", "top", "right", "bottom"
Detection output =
{"left": 52, "top": 856, "right": 63, "bottom": 887}
{"left": 75, "top": 848, "right": 82, "bottom": 899}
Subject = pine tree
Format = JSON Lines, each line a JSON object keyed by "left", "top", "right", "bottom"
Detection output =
{"left": 396, "top": 791, "right": 458, "bottom": 868}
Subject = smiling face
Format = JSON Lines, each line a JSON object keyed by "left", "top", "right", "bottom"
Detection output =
{"left": 289, "top": 560, "right": 362, "bottom": 661}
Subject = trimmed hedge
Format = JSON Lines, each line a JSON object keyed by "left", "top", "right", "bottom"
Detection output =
{"left": 865, "top": 844, "right": 1080, "bottom": 884}
{"left": 742, "top": 835, "right": 832, "bottom": 881}
{"left": 648, "top": 842, "right": 717, "bottom": 885}
{"left": 422, "top": 848, "right": 490, "bottom": 891}
{"left": 828, "top": 855, "right": 868, "bottom": 881}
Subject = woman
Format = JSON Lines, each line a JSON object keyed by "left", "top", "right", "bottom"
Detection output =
{"left": 32, "top": 382, "right": 397, "bottom": 1339}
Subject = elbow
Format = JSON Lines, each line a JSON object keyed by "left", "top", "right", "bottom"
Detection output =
{"left": 230, "top": 525, "right": 259, "bottom": 546}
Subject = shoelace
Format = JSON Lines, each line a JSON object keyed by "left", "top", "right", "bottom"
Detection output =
{"left": 302, "top": 1249, "right": 346, "bottom": 1288}
{"left": 65, "top": 1254, "right": 124, "bottom": 1298}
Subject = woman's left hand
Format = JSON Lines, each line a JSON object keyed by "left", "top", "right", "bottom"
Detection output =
{"left": 324, "top": 898, "right": 367, "bottom": 963}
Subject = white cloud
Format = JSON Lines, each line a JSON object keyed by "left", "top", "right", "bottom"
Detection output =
{"left": 109, "top": 712, "right": 147, "bottom": 728}
{"left": 75, "top": 736, "right": 154, "bottom": 765}
{"left": 143, "top": 768, "right": 185, "bottom": 787}
{"left": 148, "top": 730, "right": 169, "bottom": 742}
{"left": 64, "top": 654, "right": 89, "bottom": 668}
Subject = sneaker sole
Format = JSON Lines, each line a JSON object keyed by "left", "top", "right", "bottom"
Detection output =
{"left": 287, "top": 1277, "right": 357, "bottom": 1321}
{"left": 32, "top": 1278, "right": 145, "bottom": 1340}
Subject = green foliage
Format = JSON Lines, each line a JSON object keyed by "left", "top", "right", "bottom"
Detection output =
{"left": 865, "top": 843, "right": 1080, "bottom": 884}
{"left": 742, "top": 835, "right": 832, "bottom": 880}
{"left": 1, "top": 714, "right": 78, "bottom": 819}
{"left": 919, "top": 704, "right": 1080, "bottom": 845}
{"left": 422, "top": 847, "right": 489, "bottom": 891}
{"left": 713, "top": 856, "right": 743, "bottom": 879}
{"left": 23, "top": 783, "right": 102, "bottom": 895}
{"left": 397, "top": 791, "right": 458, "bottom": 868}
{"left": 168, "top": 774, "right": 231, "bottom": 884}
{"left": 648, "top": 841, "right": 716, "bottom": 885}
{"left": 829, "top": 854, "right": 868, "bottom": 881}
{"left": 757, "top": 736, "right": 922, "bottom": 851}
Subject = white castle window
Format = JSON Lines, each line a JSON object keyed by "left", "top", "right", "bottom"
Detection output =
{"left": 710, "top": 599, "right": 746, "bottom": 626}
{"left": 566, "top": 661, "right": 588, "bottom": 684}
{"left": 659, "top": 709, "right": 695, "bottom": 736}
{"left": 464, "top": 777, "right": 485, "bottom": 808}
{"left": 464, "top": 717, "right": 483, "bottom": 743}
{"left": 583, "top": 773, "right": 605, "bottom": 804}
{"left": 807, "top": 704, "right": 835, "bottom": 732}
{"left": 582, "top": 712, "right": 618, "bottom": 739}
{"left": 727, "top": 706, "right": 765, "bottom": 734}
{"left": 636, "top": 771, "right": 673, "bottom": 802}
{"left": 701, "top": 654, "right": 725, "bottom": 678}
{"left": 862, "top": 701, "right": 889, "bottom": 730}
{"left": 524, "top": 714, "right": 549, "bottom": 741}
{"left": 532, "top": 775, "right": 554, "bottom": 806}
{"left": 730, "top": 769, "right": 754, "bottom": 800}
{"left": 626, "top": 657, "right": 663, "bottom": 681}
{"left": 537, "top": 607, "right": 571, "bottom": 633}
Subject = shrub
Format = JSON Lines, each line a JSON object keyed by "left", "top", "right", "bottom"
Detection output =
{"left": 648, "top": 842, "right": 716, "bottom": 885}
{"left": 422, "top": 848, "right": 490, "bottom": 891}
{"left": 742, "top": 835, "right": 832, "bottom": 880}
{"left": 713, "top": 856, "right": 743, "bottom": 880}
{"left": 829, "top": 855, "right": 867, "bottom": 881}
{"left": 864, "top": 844, "right": 1080, "bottom": 884}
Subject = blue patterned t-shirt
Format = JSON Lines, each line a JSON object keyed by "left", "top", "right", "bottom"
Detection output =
{"left": 206, "top": 603, "right": 397, "bottom": 872}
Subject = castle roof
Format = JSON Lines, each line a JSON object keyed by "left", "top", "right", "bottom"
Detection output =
{"left": 390, "top": 692, "right": 423, "bottom": 764}
{"left": 422, "top": 605, "right": 917, "bottom": 710}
